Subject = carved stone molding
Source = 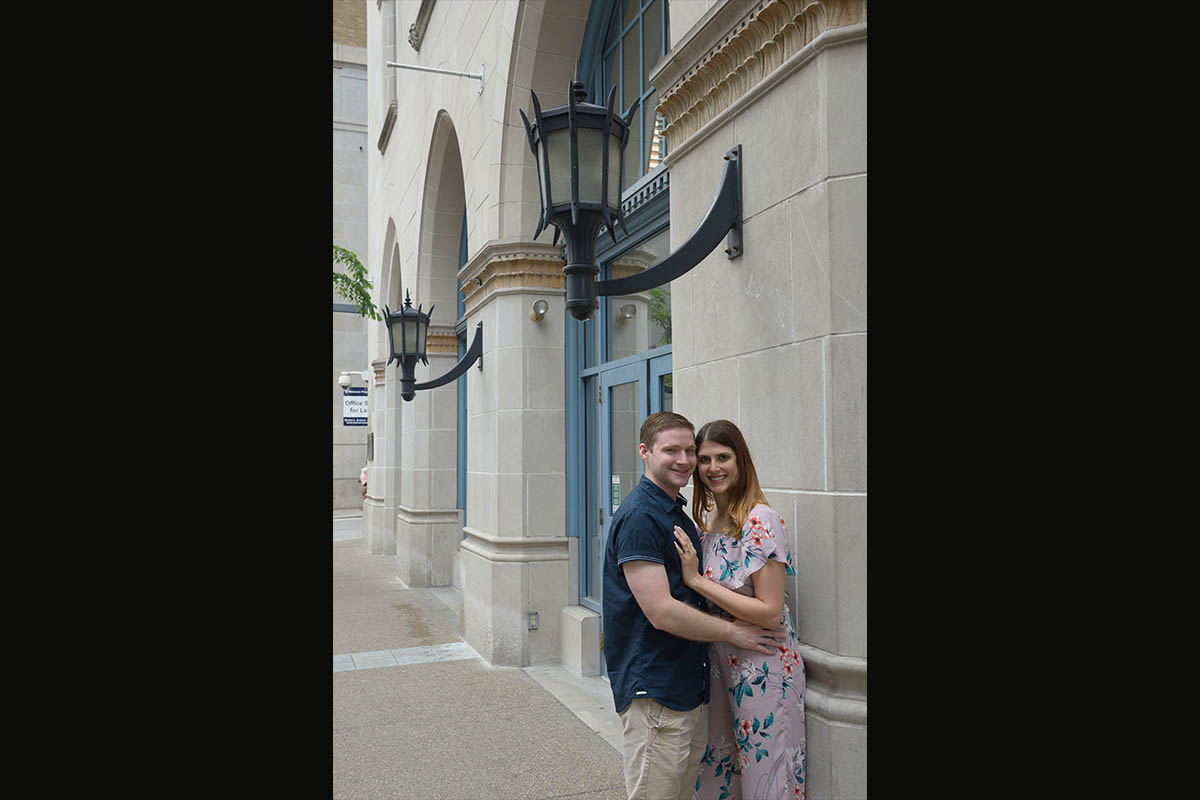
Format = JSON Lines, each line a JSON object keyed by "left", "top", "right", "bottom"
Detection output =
{"left": 460, "top": 526, "right": 570, "bottom": 564}
{"left": 408, "top": 0, "right": 436, "bottom": 51}
{"left": 621, "top": 167, "right": 669, "bottom": 217}
{"left": 654, "top": 0, "right": 865, "bottom": 155}
{"left": 606, "top": 247, "right": 658, "bottom": 301}
{"left": 397, "top": 505, "right": 460, "bottom": 524}
{"left": 371, "top": 360, "right": 388, "bottom": 388}
{"left": 797, "top": 643, "right": 867, "bottom": 725}
{"left": 425, "top": 326, "right": 459, "bottom": 355}
{"left": 459, "top": 240, "right": 566, "bottom": 316}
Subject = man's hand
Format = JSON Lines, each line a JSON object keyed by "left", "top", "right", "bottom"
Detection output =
{"left": 728, "top": 618, "right": 787, "bottom": 655}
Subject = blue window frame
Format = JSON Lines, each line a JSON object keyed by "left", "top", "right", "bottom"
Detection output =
{"left": 568, "top": 0, "right": 673, "bottom": 617}
{"left": 580, "top": 0, "right": 670, "bottom": 194}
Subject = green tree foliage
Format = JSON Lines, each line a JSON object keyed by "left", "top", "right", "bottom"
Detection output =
{"left": 648, "top": 286, "right": 671, "bottom": 347}
{"left": 332, "top": 245, "right": 381, "bottom": 321}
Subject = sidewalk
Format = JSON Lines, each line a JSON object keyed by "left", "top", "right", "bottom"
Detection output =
{"left": 333, "top": 512, "right": 626, "bottom": 800}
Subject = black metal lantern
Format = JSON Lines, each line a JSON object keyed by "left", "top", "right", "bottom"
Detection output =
{"left": 521, "top": 76, "right": 745, "bottom": 323}
{"left": 384, "top": 289, "right": 483, "bottom": 402}
{"left": 520, "top": 76, "right": 635, "bottom": 321}
{"left": 384, "top": 290, "right": 431, "bottom": 401}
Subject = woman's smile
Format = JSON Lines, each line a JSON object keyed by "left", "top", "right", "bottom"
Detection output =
{"left": 697, "top": 441, "right": 738, "bottom": 495}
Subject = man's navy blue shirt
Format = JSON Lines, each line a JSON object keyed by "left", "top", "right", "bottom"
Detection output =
{"left": 602, "top": 475, "right": 710, "bottom": 713}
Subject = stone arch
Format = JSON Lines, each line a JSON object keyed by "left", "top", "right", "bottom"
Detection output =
{"left": 414, "top": 109, "right": 465, "bottom": 329}
{"left": 379, "top": 216, "right": 402, "bottom": 316}
{"left": 393, "top": 108, "right": 467, "bottom": 588}
{"left": 496, "top": 1, "right": 591, "bottom": 241}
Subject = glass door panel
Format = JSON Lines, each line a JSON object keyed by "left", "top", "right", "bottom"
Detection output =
{"left": 587, "top": 361, "right": 646, "bottom": 617}
{"left": 648, "top": 350, "right": 673, "bottom": 415}
{"left": 609, "top": 380, "right": 642, "bottom": 514}
{"left": 582, "top": 375, "right": 602, "bottom": 608}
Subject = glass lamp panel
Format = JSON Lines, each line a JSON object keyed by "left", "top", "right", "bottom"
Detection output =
{"left": 545, "top": 127, "right": 572, "bottom": 207}
{"left": 416, "top": 316, "right": 428, "bottom": 359}
{"left": 533, "top": 147, "right": 547, "bottom": 212}
{"left": 402, "top": 317, "right": 420, "bottom": 355}
{"left": 577, "top": 127, "right": 606, "bottom": 205}
{"left": 607, "top": 134, "right": 623, "bottom": 209}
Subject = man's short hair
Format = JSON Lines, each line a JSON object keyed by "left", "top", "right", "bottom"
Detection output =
{"left": 639, "top": 411, "right": 695, "bottom": 451}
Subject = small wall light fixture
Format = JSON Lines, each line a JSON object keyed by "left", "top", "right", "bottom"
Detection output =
{"left": 520, "top": 69, "right": 743, "bottom": 322}
{"left": 617, "top": 303, "right": 637, "bottom": 324}
{"left": 529, "top": 298, "right": 549, "bottom": 322}
{"left": 384, "top": 289, "right": 483, "bottom": 402}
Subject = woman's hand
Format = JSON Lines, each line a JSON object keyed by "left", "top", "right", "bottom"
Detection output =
{"left": 672, "top": 526, "right": 701, "bottom": 588}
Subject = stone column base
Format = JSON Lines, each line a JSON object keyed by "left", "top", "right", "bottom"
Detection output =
{"left": 395, "top": 506, "right": 460, "bottom": 587}
{"left": 458, "top": 527, "right": 569, "bottom": 666}
{"left": 362, "top": 496, "right": 394, "bottom": 555}
{"left": 796, "top": 644, "right": 867, "bottom": 800}
{"left": 560, "top": 605, "right": 601, "bottom": 677}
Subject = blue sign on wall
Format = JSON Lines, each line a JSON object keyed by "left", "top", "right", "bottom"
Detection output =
{"left": 343, "top": 387, "right": 367, "bottom": 426}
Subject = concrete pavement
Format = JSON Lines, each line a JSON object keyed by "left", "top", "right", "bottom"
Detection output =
{"left": 333, "top": 511, "right": 626, "bottom": 800}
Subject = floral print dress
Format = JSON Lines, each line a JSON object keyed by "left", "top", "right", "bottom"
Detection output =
{"left": 692, "top": 504, "right": 806, "bottom": 800}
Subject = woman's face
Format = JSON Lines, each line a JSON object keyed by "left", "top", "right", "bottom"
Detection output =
{"left": 697, "top": 440, "right": 738, "bottom": 499}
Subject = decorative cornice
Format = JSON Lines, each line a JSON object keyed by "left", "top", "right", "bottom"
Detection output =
{"left": 604, "top": 247, "right": 658, "bottom": 300}
{"left": 620, "top": 167, "right": 669, "bottom": 217}
{"left": 654, "top": 0, "right": 865, "bottom": 155}
{"left": 408, "top": 0, "right": 436, "bottom": 51}
{"left": 425, "top": 327, "right": 458, "bottom": 355}
{"left": 397, "top": 505, "right": 460, "bottom": 524}
{"left": 460, "top": 526, "right": 570, "bottom": 563}
{"left": 371, "top": 360, "right": 387, "bottom": 387}
{"left": 459, "top": 240, "right": 566, "bottom": 316}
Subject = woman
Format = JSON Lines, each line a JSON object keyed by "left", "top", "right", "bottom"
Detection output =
{"left": 673, "top": 419, "right": 806, "bottom": 800}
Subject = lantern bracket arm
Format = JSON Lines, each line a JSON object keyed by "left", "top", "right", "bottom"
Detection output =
{"left": 412, "top": 321, "right": 484, "bottom": 391}
{"left": 596, "top": 145, "right": 742, "bottom": 298}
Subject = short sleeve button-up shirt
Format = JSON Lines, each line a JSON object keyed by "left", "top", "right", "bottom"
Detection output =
{"left": 602, "top": 475, "right": 710, "bottom": 713}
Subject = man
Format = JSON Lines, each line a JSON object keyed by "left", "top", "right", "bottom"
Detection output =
{"left": 603, "top": 411, "right": 785, "bottom": 800}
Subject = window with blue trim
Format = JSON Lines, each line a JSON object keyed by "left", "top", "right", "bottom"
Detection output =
{"left": 568, "top": 0, "right": 673, "bottom": 615}
{"left": 581, "top": 0, "right": 669, "bottom": 195}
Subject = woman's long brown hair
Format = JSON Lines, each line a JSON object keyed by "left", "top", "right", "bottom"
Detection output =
{"left": 691, "top": 419, "right": 768, "bottom": 538}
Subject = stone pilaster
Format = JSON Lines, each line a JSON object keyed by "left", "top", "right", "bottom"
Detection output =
{"left": 362, "top": 360, "right": 391, "bottom": 554}
{"left": 659, "top": 2, "right": 867, "bottom": 797}
{"left": 394, "top": 346, "right": 460, "bottom": 586}
{"left": 456, "top": 239, "right": 571, "bottom": 666}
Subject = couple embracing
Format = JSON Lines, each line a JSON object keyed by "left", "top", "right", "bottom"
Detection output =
{"left": 603, "top": 411, "right": 806, "bottom": 800}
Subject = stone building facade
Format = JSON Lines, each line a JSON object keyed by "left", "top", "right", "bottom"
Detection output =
{"left": 362, "top": 1, "right": 866, "bottom": 795}
{"left": 334, "top": 0, "right": 371, "bottom": 510}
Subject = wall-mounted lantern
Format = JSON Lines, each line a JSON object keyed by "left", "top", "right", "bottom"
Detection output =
{"left": 529, "top": 298, "right": 549, "bottom": 322}
{"left": 520, "top": 75, "right": 743, "bottom": 322}
{"left": 384, "top": 289, "right": 483, "bottom": 402}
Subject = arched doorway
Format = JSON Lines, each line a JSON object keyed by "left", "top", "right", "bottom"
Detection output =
{"left": 393, "top": 111, "right": 468, "bottom": 587}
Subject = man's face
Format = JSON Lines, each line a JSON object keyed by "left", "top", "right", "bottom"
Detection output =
{"left": 639, "top": 427, "right": 697, "bottom": 496}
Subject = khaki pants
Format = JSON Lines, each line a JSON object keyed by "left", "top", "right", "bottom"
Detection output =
{"left": 618, "top": 697, "right": 708, "bottom": 800}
